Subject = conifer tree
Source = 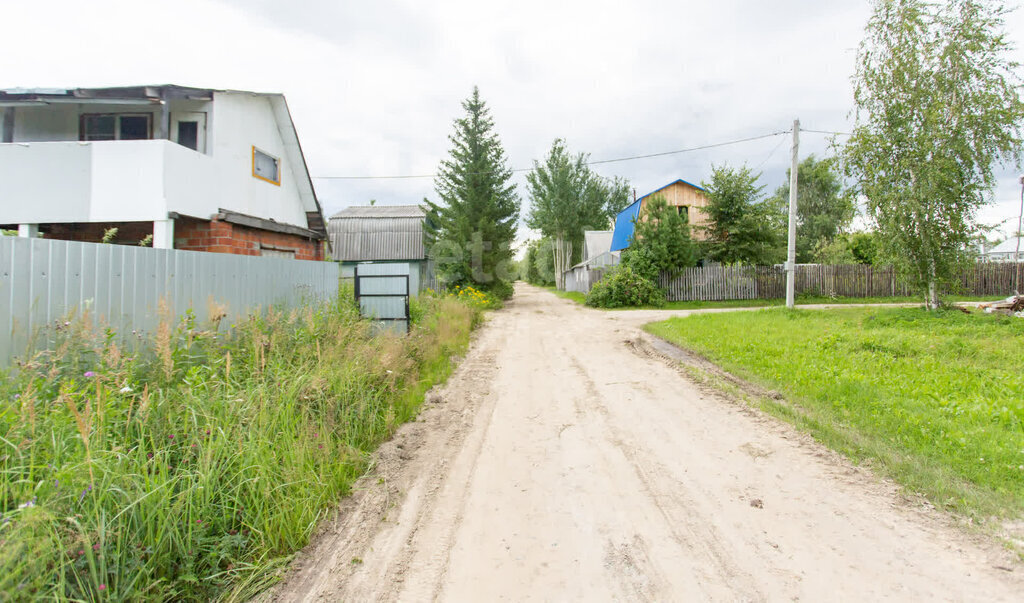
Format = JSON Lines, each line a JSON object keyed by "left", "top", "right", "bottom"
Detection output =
{"left": 425, "top": 87, "right": 519, "bottom": 296}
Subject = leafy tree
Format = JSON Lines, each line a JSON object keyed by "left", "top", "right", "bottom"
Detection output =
{"left": 526, "top": 139, "right": 630, "bottom": 289}
{"left": 844, "top": 0, "right": 1024, "bottom": 309}
{"left": 770, "top": 155, "right": 856, "bottom": 262}
{"left": 520, "top": 238, "right": 555, "bottom": 286}
{"left": 701, "top": 164, "right": 783, "bottom": 265}
{"left": 531, "top": 237, "right": 557, "bottom": 286}
{"left": 425, "top": 87, "right": 520, "bottom": 296}
{"left": 814, "top": 231, "right": 883, "bottom": 265}
{"left": 621, "top": 196, "right": 698, "bottom": 281}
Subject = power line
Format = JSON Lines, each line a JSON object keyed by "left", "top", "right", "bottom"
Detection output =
{"left": 311, "top": 129, "right": 791, "bottom": 181}
{"left": 802, "top": 128, "right": 853, "bottom": 136}
{"left": 754, "top": 133, "right": 790, "bottom": 171}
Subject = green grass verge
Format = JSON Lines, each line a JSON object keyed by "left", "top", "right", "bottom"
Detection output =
{"left": 644, "top": 306, "right": 1024, "bottom": 521}
{"left": 542, "top": 286, "right": 587, "bottom": 305}
{"left": 0, "top": 290, "right": 480, "bottom": 601}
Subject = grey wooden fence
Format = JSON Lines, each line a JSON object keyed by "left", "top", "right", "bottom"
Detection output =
{"left": 656, "top": 263, "right": 1020, "bottom": 302}
{"left": 0, "top": 237, "right": 342, "bottom": 366}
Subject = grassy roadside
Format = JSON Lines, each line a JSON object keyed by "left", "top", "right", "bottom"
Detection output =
{"left": 542, "top": 286, "right": 586, "bottom": 305}
{"left": 644, "top": 306, "right": 1024, "bottom": 523}
{"left": 541, "top": 285, "right": 1003, "bottom": 310}
{"left": 0, "top": 289, "right": 483, "bottom": 601}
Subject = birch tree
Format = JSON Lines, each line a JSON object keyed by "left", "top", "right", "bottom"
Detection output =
{"left": 526, "top": 139, "right": 629, "bottom": 289}
{"left": 845, "top": 0, "right": 1024, "bottom": 309}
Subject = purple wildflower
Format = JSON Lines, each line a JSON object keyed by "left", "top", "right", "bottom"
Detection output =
{"left": 84, "top": 371, "right": 96, "bottom": 378}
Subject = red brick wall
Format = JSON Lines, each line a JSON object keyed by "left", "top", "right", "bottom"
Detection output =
{"left": 174, "top": 217, "right": 324, "bottom": 261}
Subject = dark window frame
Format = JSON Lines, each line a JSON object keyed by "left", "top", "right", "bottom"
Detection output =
{"left": 79, "top": 113, "right": 154, "bottom": 141}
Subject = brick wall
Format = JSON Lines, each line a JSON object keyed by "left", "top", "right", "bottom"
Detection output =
{"left": 174, "top": 217, "right": 324, "bottom": 261}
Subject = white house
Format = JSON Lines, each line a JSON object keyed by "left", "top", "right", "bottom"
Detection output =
{"left": 0, "top": 85, "right": 328, "bottom": 260}
{"left": 984, "top": 236, "right": 1023, "bottom": 262}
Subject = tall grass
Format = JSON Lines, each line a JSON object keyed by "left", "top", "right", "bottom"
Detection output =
{"left": 0, "top": 289, "right": 479, "bottom": 600}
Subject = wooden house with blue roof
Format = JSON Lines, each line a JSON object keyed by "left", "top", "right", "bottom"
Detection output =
{"left": 610, "top": 178, "right": 710, "bottom": 251}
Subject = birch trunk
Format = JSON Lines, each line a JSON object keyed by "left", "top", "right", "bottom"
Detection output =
{"left": 551, "top": 236, "right": 574, "bottom": 290}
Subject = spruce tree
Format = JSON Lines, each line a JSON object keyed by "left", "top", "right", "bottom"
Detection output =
{"left": 425, "top": 87, "right": 520, "bottom": 296}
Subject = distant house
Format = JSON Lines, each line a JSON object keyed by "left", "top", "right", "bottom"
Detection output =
{"left": 0, "top": 85, "right": 328, "bottom": 260}
{"left": 983, "top": 236, "right": 1023, "bottom": 262}
{"left": 328, "top": 205, "right": 434, "bottom": 293}
{"left": 611, "top": 178, "right": 710, "bottom": 252}
{"left": 564, "top": 230, "right": 619, "bottom": 293}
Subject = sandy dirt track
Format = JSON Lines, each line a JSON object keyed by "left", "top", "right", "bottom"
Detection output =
{"left": 267, "top": 284, "right": 1022, "bottom": 602}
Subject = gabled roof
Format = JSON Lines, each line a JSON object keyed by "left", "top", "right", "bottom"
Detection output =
{"left": 331, "top": 205, "right": 426, "bottom": 219}
{"left": 584, "top": 230, "right": 614, "bottom": 260}
{"left": 328, "top": 205, "right": 426, "bottom": 262}
{"left": 610, "top": 199, "right": 643, "bottom": 252}
{"left": 989, "top": 236, "right": 1023, "bottom": 254}
{"left": 637, "top": 178, "right": 705, "bottom": 201}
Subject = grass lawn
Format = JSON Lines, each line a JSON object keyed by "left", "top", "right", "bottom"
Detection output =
{"left": 645, "top": 306, "right": 1024, "bottom": 521}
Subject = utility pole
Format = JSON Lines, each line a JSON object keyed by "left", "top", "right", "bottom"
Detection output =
{"left": 785, "top": 119, "right": 800, "bottom": 308}
{"left": 1015, "top": 174, "right": 1023, "bottom": 294}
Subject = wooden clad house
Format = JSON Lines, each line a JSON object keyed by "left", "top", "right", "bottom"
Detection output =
{"left": 611, "top": 178, "right": 710, "bottom": 252}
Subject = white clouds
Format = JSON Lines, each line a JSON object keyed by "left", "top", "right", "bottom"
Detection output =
{"left": 3, "top": 0, "right": 1023, "bottom": 237}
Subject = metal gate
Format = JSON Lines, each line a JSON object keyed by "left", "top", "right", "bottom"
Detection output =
{"left": 354, "top": 263, "right": 410, "bottom": 334}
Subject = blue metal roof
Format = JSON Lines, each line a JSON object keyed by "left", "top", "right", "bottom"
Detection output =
{"left": 610, "top": 199, "right": 642, "bottom": 252}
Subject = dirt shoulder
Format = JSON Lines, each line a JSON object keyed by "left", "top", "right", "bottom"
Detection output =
{"left": 264, "top": 284, "right": 1023, "bottom": 602}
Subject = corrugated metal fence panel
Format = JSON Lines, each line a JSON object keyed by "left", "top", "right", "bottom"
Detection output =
{"left": 0, "top": 237, "right": 341, "bottom": 366}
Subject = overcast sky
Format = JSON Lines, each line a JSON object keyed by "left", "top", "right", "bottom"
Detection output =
{"left": 4, "top": 0, "right": 1024, "bottom": 244}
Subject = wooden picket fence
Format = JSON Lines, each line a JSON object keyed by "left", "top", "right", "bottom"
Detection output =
{"left": 655, "top": 263, "right": 1021, "bottom": 302}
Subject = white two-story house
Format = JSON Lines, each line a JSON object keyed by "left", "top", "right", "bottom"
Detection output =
{"left": 0, "top": 85, "right": 328, "bottom": 260}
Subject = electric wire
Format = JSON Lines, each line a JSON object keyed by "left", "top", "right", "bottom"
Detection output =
{"left": 311, "top": 130, "right": 791, "bottom": 181}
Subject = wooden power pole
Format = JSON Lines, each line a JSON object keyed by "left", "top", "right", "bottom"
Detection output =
{"left": 786, "top": 120, "right": 800, "bottom": 308}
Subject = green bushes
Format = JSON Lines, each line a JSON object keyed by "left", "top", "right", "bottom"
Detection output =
{"left": 0, "top": 290, "right": 480, "bottom": 601}
{"left": 585, "top": 267, "right": 665, "bottom": 308}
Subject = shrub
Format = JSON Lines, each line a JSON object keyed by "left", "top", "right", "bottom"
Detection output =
{"left": 585, "top": 267, "right": 665, "bottom": 308}
{"left": 450, "top": 284, "right": 503, "bottom": 310}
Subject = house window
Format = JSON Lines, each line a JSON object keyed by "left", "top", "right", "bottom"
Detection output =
{"left": 177, "top": 122, "right": 198, "bottom": 150}
{"left": 676, "top": 205, "right": 690, "bottom": 222}
{"left": 80, "top": 114, "right": 152, "bottom": 141}
{"left": 261, "top": 246, "right": 295, "bottom": 259}
{"left": 252, "top": 147, "right": 281, "bottom": 185}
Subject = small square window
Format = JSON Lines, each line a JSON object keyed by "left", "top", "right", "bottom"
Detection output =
{"left": 252, "top": 147, "right": 281, "bottom": 185}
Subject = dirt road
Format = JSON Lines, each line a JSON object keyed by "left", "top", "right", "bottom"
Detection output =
{"left": 269, "top": 284, "right": 1022, "bottom": 601}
